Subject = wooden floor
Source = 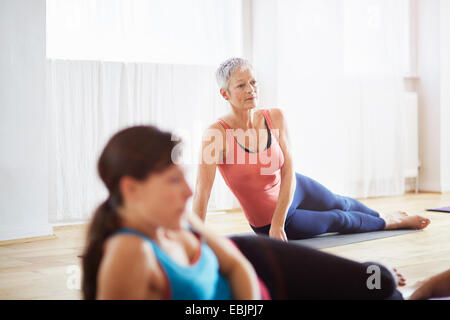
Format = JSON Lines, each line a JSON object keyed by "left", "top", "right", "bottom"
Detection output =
{"left": 1, "top": 192, "right": 450, "bottom": 300}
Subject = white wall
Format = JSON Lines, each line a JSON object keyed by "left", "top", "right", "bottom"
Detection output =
{"left": 417, "top": 0, "right": 450, "bottom": 192}
{"left": 0, "top": 0, "right": 53, "bottom": 240}
{"left": 252, "top": 0, "right": 278, "bottom": 107}
{"left": 440, "top": 0, "right": 450, "bottom": 192}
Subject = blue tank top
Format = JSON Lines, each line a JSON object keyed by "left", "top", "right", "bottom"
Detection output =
{"left": 115, "top": 227, "right": 233, "bottom": 300}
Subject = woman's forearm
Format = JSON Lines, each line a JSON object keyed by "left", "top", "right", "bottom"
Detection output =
{"left": 410, "top": 269, "right": 450, "bottom": 300}
{"left": 192, "top": 161, "right": 217, "bottom": 222}
{"left": 192, "top": 191, "right": 209, "bottom": 221}
{"left": 271, "top": 164, "right": 295, "bottom": 228}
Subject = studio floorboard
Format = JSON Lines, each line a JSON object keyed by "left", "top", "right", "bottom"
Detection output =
{"left": 1, "top": 192, "right": 449, "bottom": 300}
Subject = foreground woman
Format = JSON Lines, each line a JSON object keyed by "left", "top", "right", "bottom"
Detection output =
{"left": 193, "top": 57, "right": 430, "bottom": 241}
{"left": 81, "top": 125, "right": 403, "bottom": 300}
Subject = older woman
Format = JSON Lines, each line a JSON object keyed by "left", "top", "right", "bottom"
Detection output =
{"left": 193, "top": 57, "right": 430, "bottom": 241}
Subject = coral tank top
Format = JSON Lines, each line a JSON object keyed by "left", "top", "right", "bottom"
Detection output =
{"left": 216, "top": 109, "right": 285, "bottom": 227}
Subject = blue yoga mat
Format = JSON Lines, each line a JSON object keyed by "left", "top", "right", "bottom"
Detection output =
{"left": 291, "top": 229, "right": 422, "bottom": 249}
{"left": 426, "top": 206, "right": 450, "bottom": 213}
{"left": 229, "top": 229, "right": 422, "bottom": 250}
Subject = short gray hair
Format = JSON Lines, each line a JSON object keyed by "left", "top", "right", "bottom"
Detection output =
{"left": 216, "top": 57, "right": 253, "bottom": 90}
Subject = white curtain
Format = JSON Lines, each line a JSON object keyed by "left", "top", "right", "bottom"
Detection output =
{"left": 47, "top": 60, "right": 240, "bottom": 222}
{"left": 253, "top": 0, "right": 409, "bottom": 198}
{"left": 46, "top": 0, "right": 243, "bottom": 223}
{"left": 47, "top": 0, "right": 410, "bottom": 223}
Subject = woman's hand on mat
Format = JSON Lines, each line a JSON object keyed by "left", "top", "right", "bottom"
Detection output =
{"left": 269, "top": 225, "right": 288, "bottom": 242}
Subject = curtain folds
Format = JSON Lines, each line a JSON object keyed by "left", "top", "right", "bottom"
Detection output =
{"left": 47, "top": 0, "right": 410, "bottom": 222}
{"left": 47, "top": 60, "right": 238, "bottom": 222}
{"left": 253, "top": 0, "right": 408, "bottom": 199}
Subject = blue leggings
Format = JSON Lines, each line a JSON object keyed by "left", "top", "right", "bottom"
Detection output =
{"left": 252, "top": 173, "right": 386, "bottom": 240}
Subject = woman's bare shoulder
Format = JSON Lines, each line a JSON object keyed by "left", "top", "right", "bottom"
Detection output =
{"left": 97, "top": 233, "right": 164, "bottom": 299}
{"left": 265, "top": 108, "right": 285, "bottom": 128}
{"left": 103, "top": 233, "right": 154, "bottom": 265}
{"left": 202, "top": 120, "right": 227, "bottom": 153}
{"left": 207, "top": 121, "right": 226, "bottom": 132}
{"left": 100, "top": 233, "right": 161, "bottom": 284}
{"left": 266, "top": 108, "right": 284, "bottom": 120}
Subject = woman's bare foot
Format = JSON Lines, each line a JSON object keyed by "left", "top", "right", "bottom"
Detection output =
{"left": 392, "top": 267, "right": 406, "bottom": 287}
{"left": 382, "top": 211, "right": 431, "bottom": 230}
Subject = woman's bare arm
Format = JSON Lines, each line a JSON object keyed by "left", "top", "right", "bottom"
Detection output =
{"left": 192, "top": 123, "right": 226, "bottom": 221}
{"left": 409, "top": 269, "right": 450, "bottom": 300}
{"left": 267, "top": 108, "right": 296, "bottom": 241}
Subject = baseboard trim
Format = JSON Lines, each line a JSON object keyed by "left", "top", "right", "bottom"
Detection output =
{"left": 0, "top": 224, "right": 54, "bottom": 242}
{"left": 0, "top": 233, "right": 56, "bottom": 246}
{"left": 419, "top": 181, "right": 443, "bottom": 193}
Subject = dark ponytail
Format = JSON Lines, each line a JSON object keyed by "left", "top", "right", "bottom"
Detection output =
{"left": 82, "top": 199, "right": 121, "bottom": 300}
{"left": 80, "top": 125, "right": 180, "bottom": 299}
